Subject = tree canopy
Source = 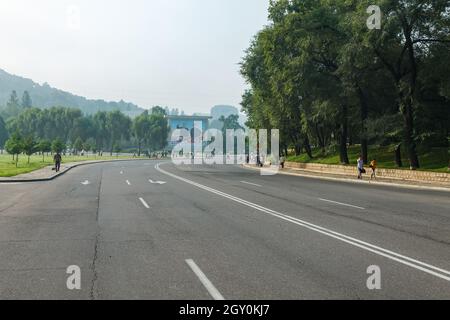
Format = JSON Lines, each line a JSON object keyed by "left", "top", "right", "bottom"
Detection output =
{"left": 240, "top": 0, "right": 449, "bottom": 169}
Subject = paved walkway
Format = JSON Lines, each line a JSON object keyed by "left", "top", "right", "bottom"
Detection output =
{"left": 0, "top": 159, "right": 146, "bottom": 182}
{"left": 244, "top": 164, "right": 450, "bottom": 191}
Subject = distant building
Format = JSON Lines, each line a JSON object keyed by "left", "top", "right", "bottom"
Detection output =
{"left": 211, "top": 105, "right": 239, "bottom": 120}
{"left": 166, "top": 115, "right": 212, "bottom": 150}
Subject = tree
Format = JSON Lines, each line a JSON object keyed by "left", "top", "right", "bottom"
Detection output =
{"left": 5, "top": 133, "right": 23, "bottom": 166}
{"left": 93, "top": 111, "right": 109, "bottom": 155}
{"left": 52, "top": 138, "right": 66, "bottom": 154}
{"left": 73, "top": 137, "right": 84, "bottom": 155}
{"left": 133, "top": 111, "right": 151, "bottom": 156}
{"left": 113, "top": 143, "right": 121, "bottom": 157}
{"left": 147, "top": 108, "right": 169, "bottom": 152}
{"left": 240, "top": 0, "right": 449, "bottom": 170}
{"left": 7, "top": 91, "right": 19, "bottom": 108}
{"left": 354, "top": 0, "right": 450, "bottom": 169}
{"left": 21, "top": 91, "right": 32, "bottom": 109}
{"left": 83, "top": 138, "right": 95, "bottom": 155}
{"left": 22, "top": 136, "right": 37, "bottom": 164}
{"left": 37, "top": 139, "right": 52, "bottom": 162}
{"left": 220, "top": 115, "right": 244, "bottom": 155}
{"left": 0, "top": 115, "right": 8, "bottom": 153}
{"left": 3, "top": 90, "right": 21, "bottom": 119}
{"left": 106, "top": 111, "right": 131, "bottom": 155}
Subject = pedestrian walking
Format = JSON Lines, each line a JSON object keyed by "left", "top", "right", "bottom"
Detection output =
{"left": 357, "top": 155, "right": 365, "bottom": 180}
{"left": 280, "top": 155, "right": 286, "bottom": 169}
{"left": 370, "top": 159, "right": 378, "bottom": 180}
{"left": 53, "top": 152, "right": 62, "bottom": 173}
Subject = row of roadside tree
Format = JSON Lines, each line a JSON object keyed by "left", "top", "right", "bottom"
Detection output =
{"left": 240, "top": 0, "right": 449, "bottom": 169}
{"left": 0, "top": 96, "right": 170, "bottom": 165}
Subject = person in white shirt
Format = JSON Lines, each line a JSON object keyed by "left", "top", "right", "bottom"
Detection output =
{"left": 357, "top": 156, "right": 365, "bottom": 180}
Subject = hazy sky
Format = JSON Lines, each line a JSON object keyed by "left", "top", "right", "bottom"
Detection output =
{"left": 0, "top": 0, "right": 269, "bottom": 114}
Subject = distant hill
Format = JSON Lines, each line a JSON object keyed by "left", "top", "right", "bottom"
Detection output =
{"left": 0, "top": 68, "right": 145, "bottom": 118}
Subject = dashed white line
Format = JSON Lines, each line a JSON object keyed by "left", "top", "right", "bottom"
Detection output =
{"left": 156, "top": 163, "right": 450, "bottom": 282}
{"left": 240, "top": 181, "right": 262, "bottom": 188}
{"left": 126, "top": 180, "right": 131, "bottom": 186}
{"left": 318, "top": 198, "right": 365, "bottom": 210}
{"left": 186, "top": 259, "right": 225, "bottom": 300}
{"left": 139, "top": 197, "right": 150, "bottom": 209}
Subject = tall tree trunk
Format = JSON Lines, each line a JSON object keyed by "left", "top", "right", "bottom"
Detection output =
{"left": 401, "top": 98, "right": 420, "bottom": 169}
{"left": 395, "top": 143, "right": 403, "bottom": 168}
{"left": 138, "top": 140, "right": 142, "bottom": 157}
{"left": 294, "top": 143, "right": 302, "bottom": 156}
{"left": 339, "top": 105, "right": 350, "bottom": 164}
{"left": 402, "top": 18, "right": 420, "bottom": 169}
{"left": 315, "top": 123, "right": 325, "bottom": 154}
{"left": 304, "top": 136, "right": 313, "bottom": 159}
{"left": 358, "top": 87, "right": 369, "bottom": 164}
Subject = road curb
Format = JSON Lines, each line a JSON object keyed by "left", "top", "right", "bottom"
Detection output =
{"left": 0, "top": 158, "right": 152, "bottom": 183}
{"left": 242, "top": 164, "right": 450, "bottom": 192}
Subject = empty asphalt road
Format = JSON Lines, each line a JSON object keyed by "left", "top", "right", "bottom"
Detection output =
{"left": 0, "top": 160, "right": 449, "bottom": 299}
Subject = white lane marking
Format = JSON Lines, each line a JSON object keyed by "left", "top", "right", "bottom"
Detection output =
{"left": 156, "top": 163, "right": 450, "bottom": 282}
{"left": 149, "top": 179, "right": 166, "bottom": 185}
{"left": 81, "top": 180, "right": 90, "bottom": 185}
{"left": 185, "top": 259, "right": 225, "bottom": 300}
{"left": 318, "top": 198, "right": 365, "bottom": 210}
{"left": 240, "top": 181, "right": 262, "bottom": 188}
{"left": 126, "top": 180, "right": 131, "bottom": 186}
{"left": 120, "top": 171, "right": 124, "bottom": 175}
{"left": 139, "top": 197, "right": 150, "bottom": 209}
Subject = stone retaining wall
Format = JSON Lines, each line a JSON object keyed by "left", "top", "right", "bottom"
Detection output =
{"left": 285, "top": 162, "right": 449, "bottom": 185}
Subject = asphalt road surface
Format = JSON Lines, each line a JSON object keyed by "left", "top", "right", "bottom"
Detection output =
{"left": 0, "top": 160, "right": 449, "bottom": 300}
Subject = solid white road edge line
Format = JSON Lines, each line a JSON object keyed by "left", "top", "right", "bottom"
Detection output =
{"left": 186, "top": 259, "right": 225, "bottom": 300}
{"left": 318, "top": 198, "right": 365, "bottom": 210}
{"left": 139, "top": 197, "right": 150, "bottom": 209}
{"left": 156, "top": 163, "right": 450, "bottom": 282}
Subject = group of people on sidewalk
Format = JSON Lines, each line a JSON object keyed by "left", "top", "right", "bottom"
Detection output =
{"left": 357, "top": 156, "right": 377, "bottom": 180}
{"left": 277, "top": 153, "right": 377, "bottom": 181}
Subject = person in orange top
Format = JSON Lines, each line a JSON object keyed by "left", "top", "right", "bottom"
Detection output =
{"left": 370, "top": 159, "right": 378, "bottom": 180}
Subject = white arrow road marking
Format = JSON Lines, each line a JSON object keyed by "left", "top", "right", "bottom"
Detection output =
{"left": 186, "top": 259, "right": 225, "bottom": 300}
{"left": 149, "top": 179, "right": 166, "bottom": 185}
{"left": 81, "top": 180, "right": 90, "bottom": 185}
{"left": 156, "top": 163, "right": 450, "bottom": 283}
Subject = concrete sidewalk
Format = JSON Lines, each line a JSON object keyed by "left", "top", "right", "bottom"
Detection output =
{"left": 243, "top": 164, "right": 450, "bottom": 192}
{"left": 0, "top": 159, "right": 147, "bottom": 183}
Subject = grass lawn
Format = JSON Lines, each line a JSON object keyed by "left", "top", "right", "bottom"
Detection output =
{"left": 287, "top": 145, "right": 449, "bottom": 173}
{"left": 0, "top": 153, "right": 141, "bottom": 177}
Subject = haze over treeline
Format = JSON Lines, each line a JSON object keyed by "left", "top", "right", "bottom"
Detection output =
{"left": 0, "top": 69, "right": 144, "bottom": 117}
